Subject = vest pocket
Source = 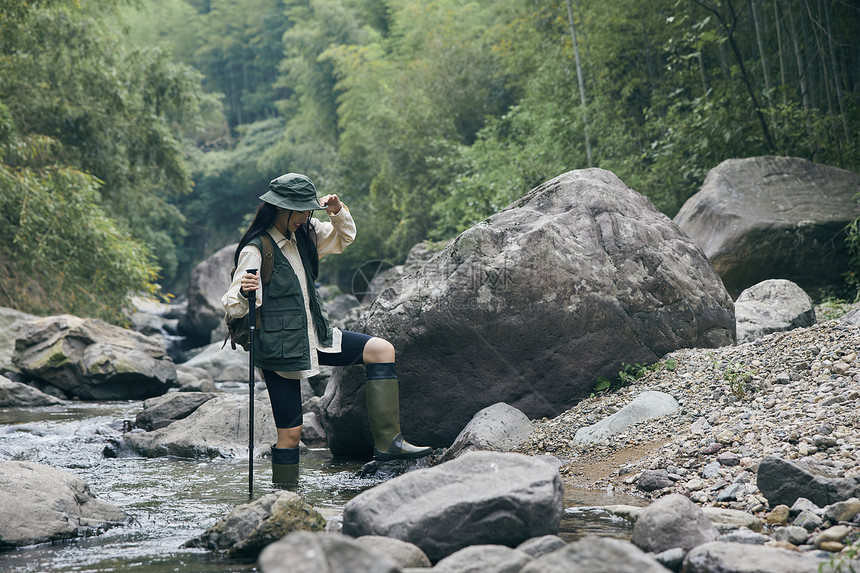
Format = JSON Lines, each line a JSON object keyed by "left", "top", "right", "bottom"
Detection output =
{"left": 261, "top": 312, "right": 307, "bottom": 360}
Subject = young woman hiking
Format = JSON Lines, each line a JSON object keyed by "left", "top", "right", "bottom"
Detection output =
{"left": 222, "top": 173, "right": 431, "bottom": 484}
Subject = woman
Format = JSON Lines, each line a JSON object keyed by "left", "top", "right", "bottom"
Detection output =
{"left": 222, "top": 173, "right": 431, "bottom": 484}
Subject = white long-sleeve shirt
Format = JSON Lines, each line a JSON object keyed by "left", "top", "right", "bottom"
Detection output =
{"left": 221, "top": 206, "right": 356, "bottom": 379}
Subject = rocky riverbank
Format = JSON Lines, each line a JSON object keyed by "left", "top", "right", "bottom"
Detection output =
{"left": 515, "top": 316, "right": 860, "bottom": 556}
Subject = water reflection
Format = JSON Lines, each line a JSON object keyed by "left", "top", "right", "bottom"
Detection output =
{"left": 0, "top": 402, "right": 644, "bottom": 572}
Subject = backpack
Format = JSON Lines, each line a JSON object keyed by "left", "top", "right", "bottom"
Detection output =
{"left": 222, "top": 233, "right": 275, "bottom": 351}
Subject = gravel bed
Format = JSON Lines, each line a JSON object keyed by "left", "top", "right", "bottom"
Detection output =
{"left": 517, "top": 319, "right": 860, "bottom": 516}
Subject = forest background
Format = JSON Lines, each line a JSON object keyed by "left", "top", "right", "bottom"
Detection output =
{"left": 1, "top": 0, "right": 859, "bottom": 324}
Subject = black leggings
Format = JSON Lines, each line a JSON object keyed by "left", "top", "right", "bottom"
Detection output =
{"left": 264, "top": 330, "right": 372, "bottom": 429}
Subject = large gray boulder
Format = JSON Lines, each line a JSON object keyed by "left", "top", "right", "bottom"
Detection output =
{"left": 631, "top": 494, "right": 720, "bottom": 553}
{"left": 0, "top": 374, "right": 65, "bottom": 406}
{"left": 324, "top": 169, "right": 734, "bottom": 454}
{"left": 342, "top": 451, "right": 564, "bottom": 563}
{"left": 123, "top": 392, "right": 277, "bottom": 458}
{"left": 756, "top": 455, "right": 860, "bottom": 508}
{"left": 673, "top": 156, "right": 860, "bottom": 298}
{"left": 735, "top": 279, "right": 816, "bottom": 344}
{"left": 258, "top": 531, "right": 401, "bottom": 573}
{"left": 519, "top": 536, "right": 671, "bottom": 573}
{"left": 682, "top": 541, "right": 829, "bottom": 573}
{"left": 0, "top": 307, "right": 36, "bottom": 377}
{"left": 13, "top": 314, "right": 176, "bottom": 400}
{"left": 179, "top": 242, "right": 235, "bottom": 342}
{"left": 0, "top": 461, "right": 128, "bottom": 548}
{"left": 185, "top": 491, "right": 326, "bottom": 557}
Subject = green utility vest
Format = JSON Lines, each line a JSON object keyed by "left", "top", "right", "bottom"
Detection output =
{"left": 250, "top": 233, "right": 333, "bottom": 371}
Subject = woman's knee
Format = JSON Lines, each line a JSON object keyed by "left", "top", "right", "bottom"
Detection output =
{"left": 276, "top": 426, "right": 302, "bottom": 448}
{"left": 363, "top": 337, "right": 395, "bottom": 363}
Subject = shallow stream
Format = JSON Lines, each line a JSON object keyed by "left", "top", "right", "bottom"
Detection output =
{"left": 0, "top": 400, "right": 645, "bottom": 572}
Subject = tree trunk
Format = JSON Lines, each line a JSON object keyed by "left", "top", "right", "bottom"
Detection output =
{"left": 823, "top": 0, "right": 850, "bottom": 141}
{"left": 690, "top": 0, "right": 710, "bottom": 96}
{"left": 693, "top": 0, "right": 775, "bottom": 151}
{"left": 751, "top": 0, "right": 772, "bottom": 100}
{"left": 774, "top": 0, "right": 788, "bottom": 104}
{"left": 565, "top": 0, "right": 593, "bottom": 167}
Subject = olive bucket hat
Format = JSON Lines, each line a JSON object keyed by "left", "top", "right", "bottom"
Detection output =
{"left": 259, "top": 173, "right": 325, "bottom": 211}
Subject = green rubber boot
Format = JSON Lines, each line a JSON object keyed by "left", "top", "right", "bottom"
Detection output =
{"left": 365, "top": 363, "right": 432, "bottom": 461}
{"left": 271, "top": 444, "right": 299, "bottom": 485}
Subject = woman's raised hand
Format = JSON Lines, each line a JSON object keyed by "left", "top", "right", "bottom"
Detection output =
{"left": 320, "top": 194, "right": 342, "bottom": 215}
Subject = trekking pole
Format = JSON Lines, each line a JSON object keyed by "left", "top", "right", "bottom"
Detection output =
{"left": 245, "top": 268, "right": 259, "bottom": 496}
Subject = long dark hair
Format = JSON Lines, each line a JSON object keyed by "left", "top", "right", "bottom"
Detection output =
{"left": 233, "top": 202, "right": 319, "bottom": 279}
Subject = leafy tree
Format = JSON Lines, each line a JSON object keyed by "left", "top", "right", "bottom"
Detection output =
{"left": 0, "top": 0, "right": 213, "bottom": 319}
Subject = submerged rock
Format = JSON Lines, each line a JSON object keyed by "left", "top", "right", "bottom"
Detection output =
{"left": 185, "top": 490, "right": 326, "bottom": 557}
{"left": 134, "top": 391, "right": 218, "bottom": 431}
{"left": 342, "top": 451, "right": 563, "bottom": 563}
{"left": 0, "top": 461, "right": 128, "bottom": 548}
{"left": 0, "top": 374, "right": 65, "bottom": 407}
{"left": 325, "top": 168, "right": 734, "bottom": 455}
{"left": 123, "top": 392, "right": 277, "bottom": 458}
{"left": 13, "top": 314, "right": 176, "bottom": 400}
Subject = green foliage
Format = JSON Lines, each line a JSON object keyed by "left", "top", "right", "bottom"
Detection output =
{"left": 820, "top": 533, "right": 860, "bottom": 572}
{"left": 590, "top": 358, "right": 675, "bottom": 397}
{"left": 27, "top": 0, "right": 860, "bottom": 301}
{"left": 0, "top": 135, "right": 157, "bottom": 322}
{"left": 0, "top": 0, "right": 212, "bottom": 319}
{"left": 121, "top": 0, "right": 287, "bottom": 128}
{"left": 709, "top": 354, "right": 756, "bottom": 398}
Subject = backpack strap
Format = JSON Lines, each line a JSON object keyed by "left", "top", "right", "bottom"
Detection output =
{"left": 259, "top": 232, "right": 275, "bottom": 286}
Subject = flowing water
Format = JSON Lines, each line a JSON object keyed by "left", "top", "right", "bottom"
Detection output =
{"left": 0, "top": 400, "right": 646, "bottom": 572}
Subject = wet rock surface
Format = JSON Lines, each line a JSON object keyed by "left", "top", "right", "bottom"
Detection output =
{"left": 185, "top": 490, "right": 326, "bottom": 557}
{"left": 134, "top": 391, "right": 218, "bottom": 431}
{"left": 13, "top": 314, "right": 176, "bottom": 400}
{"left": 0, "top": 374, "right": 65, "bottom": 407}
{"left": 0, "top": 461, "right": 128, "bottom": 548}
{"left": 123, "top": 392, "right": 277, "bottom": 458}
